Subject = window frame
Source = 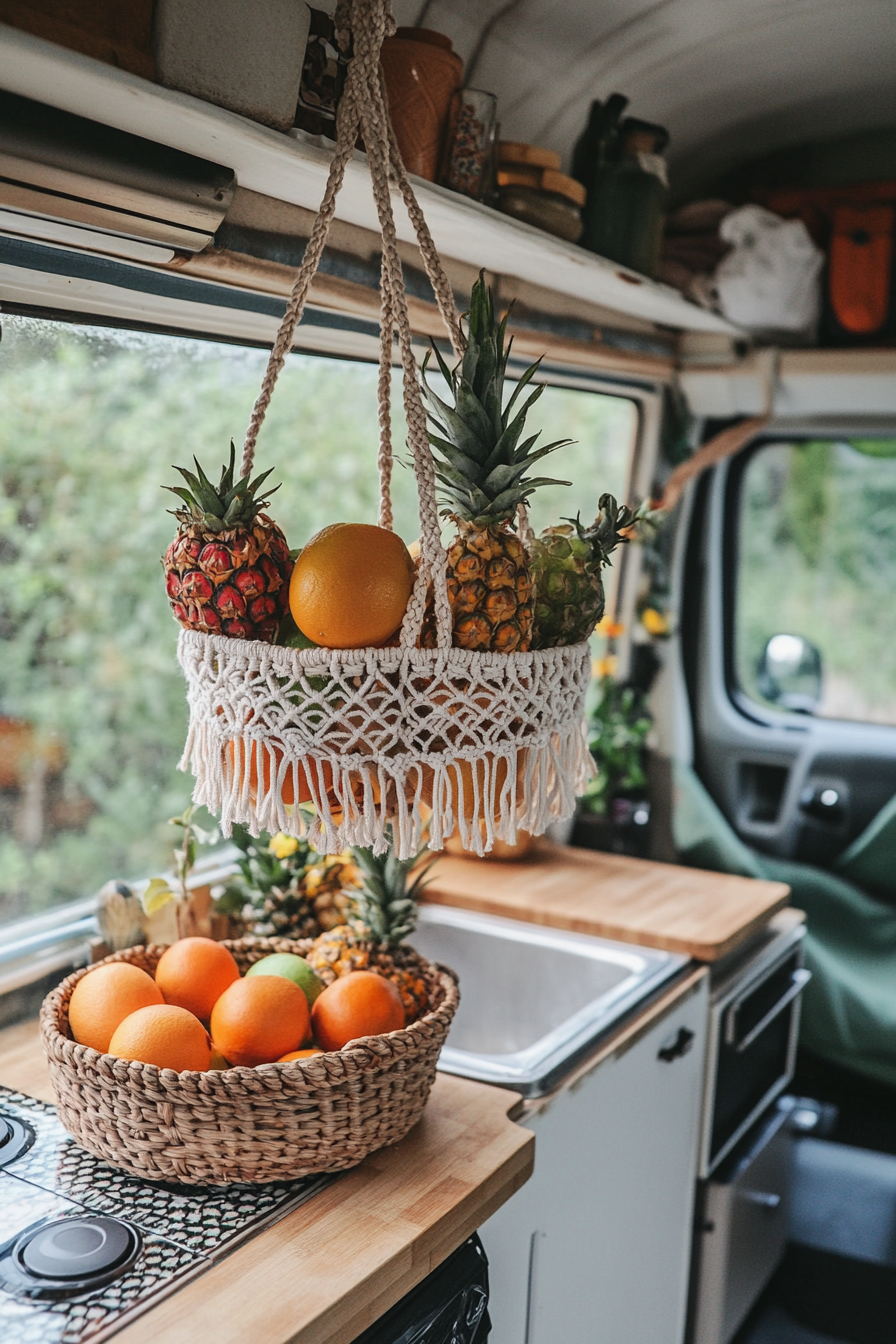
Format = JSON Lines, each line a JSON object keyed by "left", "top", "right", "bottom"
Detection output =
{"left": 0, "top": 297, "right": 660, "bottom": 994}
{"left": 723, "top": 429, "right": 896, "bottom": 731}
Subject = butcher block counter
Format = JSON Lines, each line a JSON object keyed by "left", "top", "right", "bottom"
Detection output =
{"left": 424, "top": 842, "right": 791, "bottom": 962}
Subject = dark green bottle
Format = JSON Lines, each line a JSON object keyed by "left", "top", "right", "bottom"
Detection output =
{"left": 576, "top": 102, "right": 669, "bottom": 278}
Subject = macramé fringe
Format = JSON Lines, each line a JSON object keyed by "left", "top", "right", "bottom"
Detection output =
{"left": 178, "top": 630, "right": 594, "bottom": 859}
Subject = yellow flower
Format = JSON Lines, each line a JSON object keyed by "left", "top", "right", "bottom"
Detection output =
{"left": 594, "top": 617, "right": 625, "bottom": 639}
{"left": 269, "top": 832, "right": 300, "bottom": 859}
{"left": 592, "top": 655, "right": 618, "bottom": 679}
{"left": 303, "top": 864, "right": 326, "bottom": 895}
{"left": 641, "top": 607, "right": 670, "bottom": 637}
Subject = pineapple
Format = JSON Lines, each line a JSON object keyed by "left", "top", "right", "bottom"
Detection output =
{"left": 306, "top": 839, "right": 433, "bottom": 1019}
{"left": 528, "top": 496, "right": 640, "bottom": 649}
{"left": 304, "top": 854, "right": 360, "bottom": 931}
{"left": 229, "top": 828, "right": 321, "bottom": 939}
{"left": 421, "top": 273, "right": 571, "bottom": 652}
{"left": 163, "top": 442, "right": 292, "bottom": 642}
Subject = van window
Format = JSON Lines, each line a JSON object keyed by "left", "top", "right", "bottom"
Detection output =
{"left": 0, "top": 314, "right": 636, "bottom": 923}
{"left": 734, "top": 438, "right": 896, "bottom": 725}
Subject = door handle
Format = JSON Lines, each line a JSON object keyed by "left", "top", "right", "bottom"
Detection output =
{"left": 739, "top": 1189, "right": 781, "bottom": 1210}
{"left": 727, "top": 968, "right": 812, "bottom": 1052}
{"left": 658, "top": 1027, "right": 695, "bottom": 1062}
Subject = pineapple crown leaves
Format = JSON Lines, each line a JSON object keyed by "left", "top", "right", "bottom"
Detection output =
{"left": 164, "top": 441, "right": 280, "bottom": 533}
{"left": 348, "top": 834, "right": 436, "bottom": 947}
{"left": 228, "top": 823, "right": 314, "bottom": 902}
{"left": 563, "top": 495, "right": 648, "bottom": 569}
{"left": 421, "top": 272, "right": 572, "bottom": 525}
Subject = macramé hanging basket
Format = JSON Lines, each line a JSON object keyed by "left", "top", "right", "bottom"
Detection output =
{"left": 177, "top": 0, "right": 594, "bottom": 860}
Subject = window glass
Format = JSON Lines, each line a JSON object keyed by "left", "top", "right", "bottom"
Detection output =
{"left": 736, "top": 438, "right": 896, "bottom": 725}
{"left": 0, "top": 315, "right": 636, "bottom": 922}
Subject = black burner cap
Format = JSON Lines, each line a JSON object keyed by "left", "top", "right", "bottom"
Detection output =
{"left": 20, "top": 1217, "right": 136, "bottom": 1282}
{"left": 0, "top": 1112, "right": 34, "bottom": 1167}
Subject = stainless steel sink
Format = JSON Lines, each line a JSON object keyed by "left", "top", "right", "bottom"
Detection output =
{"left": 413, "top": 904, "right": 687, "bottom": 1096}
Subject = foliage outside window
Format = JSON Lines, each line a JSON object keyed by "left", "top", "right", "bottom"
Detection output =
{"left": 0, "top": 315, "right": 636, "bottom": 923}
{"left": 736, "top": 438, "right": 896, "bottom": 725}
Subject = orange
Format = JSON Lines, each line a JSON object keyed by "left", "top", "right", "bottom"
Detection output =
{"left": 311, "top": 971, "right": 405, "bottom": 1052}
{"left": 68, "top": 962, "right": 164, "bottom": 1054}
{"left": 155, "top": 937, "right": 240, "bottom": 1022}
{"left": 108, "top": 1004, "right": 211, "bottom": 1072}
{"left": 210, "top": 975, "right": 311, "bottom": 1067}
{"left": 289, "top": 523, "right": 415, "bottom": 649}
{"left": 225, "top": 737, "right": 335, "bottom": 808}
{"left": 277, "top": 1048, "right": 323, "bottom": 1062}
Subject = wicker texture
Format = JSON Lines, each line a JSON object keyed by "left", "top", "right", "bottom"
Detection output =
{"left": 40, "top": 939, "right": 459, "bottom": 1186}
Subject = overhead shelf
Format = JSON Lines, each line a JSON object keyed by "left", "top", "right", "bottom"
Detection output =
{"left": 0, "top": 24, "right": 738, "bottom": 337}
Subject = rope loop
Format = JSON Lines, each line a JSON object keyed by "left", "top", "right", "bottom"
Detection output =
{"left": 240, "top": 0, "right": 462, "bottom": 647}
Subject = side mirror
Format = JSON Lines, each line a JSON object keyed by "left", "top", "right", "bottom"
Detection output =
{"left": 757, "top": 634, "right": 823, "bottom": 714}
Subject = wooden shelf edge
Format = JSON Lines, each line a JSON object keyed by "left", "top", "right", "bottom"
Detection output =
{"left": 0, "top": 23, "right": 739, "bottom": 338}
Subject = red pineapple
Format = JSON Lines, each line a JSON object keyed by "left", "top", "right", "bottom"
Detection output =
{"left": 163, "top": 443, "right": 292, "bottom": 642}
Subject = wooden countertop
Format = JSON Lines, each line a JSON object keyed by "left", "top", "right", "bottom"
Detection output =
{"left": 0, "top": 1020, "right": 533, "bottom": 1344}
{"left": 424, "top": 842, "right": 790, "bottom": 961}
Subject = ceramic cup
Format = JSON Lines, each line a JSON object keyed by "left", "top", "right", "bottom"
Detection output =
{"left": 379, "top": 27, "right": 463, "bottom": 181}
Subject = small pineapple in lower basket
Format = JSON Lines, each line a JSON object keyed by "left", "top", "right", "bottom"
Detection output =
{"left": 306, "top": 839, "right": 433, "bottom": 1020}
{"left": 230, "top": 828, "right": 321, "bottom": 939}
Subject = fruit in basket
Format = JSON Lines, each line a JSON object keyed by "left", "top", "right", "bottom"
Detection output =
{"left": 246, "top": 953, "right": 325, "bottom": 1007}
{"left": 231, "top": 829, "right": 358, "bottom": 939}
{"left": 277, "top": 1048, "right": 323, "bottom": 1062}
{"left": 305, "top": 838, "right": 432, "bottom": 1019}
{"left": 421, "top": 272, "right": 571, "bottom": 652}
{"left": 155, "top": 937, "right": 240, "bottom": 1021}
{"left": 289, "top": 522, "right": 415, "bottom": 649}
{"left": 163, "top": 442, "right": 292, "bottom": 642}
{"left": 210, "top": 974, "right": 311, "bottom": 1067}
{"left": 225, "top": 739, "right": 337, "bottom": 814}
{"left": 311, "top": 971, "right": 405, "bottom": 1051}
{"left": 528, "top": 498, "right": 640, "bottom": 648}
{"left": 68, "top": 963, "right": 164, "bottom": 1054}
{"left": 108, "top": 1003, "right": 212, "bottom": 1072}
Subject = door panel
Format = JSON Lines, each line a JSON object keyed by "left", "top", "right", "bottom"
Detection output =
{"left": 686, "top": 424, "right": 896, "bottom": 865}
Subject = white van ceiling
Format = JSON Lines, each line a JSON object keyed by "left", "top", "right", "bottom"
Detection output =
{"left": 395, "top": 0, "right": 896, "bottom": 198}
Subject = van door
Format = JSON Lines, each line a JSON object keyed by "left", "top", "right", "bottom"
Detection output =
{"left": 681, "top": 421, "right": 896, "bottom": 868}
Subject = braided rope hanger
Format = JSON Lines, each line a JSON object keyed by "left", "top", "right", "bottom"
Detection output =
{"left": 237, "top": 0, "right": 464, "bottom": 649}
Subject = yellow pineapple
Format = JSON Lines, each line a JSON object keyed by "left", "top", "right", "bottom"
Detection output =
{"left": 305, "top": 838, "right": 433, "bottom": 1019}
{"left": 421, "top": 272, "right": 570, "bottom": 652}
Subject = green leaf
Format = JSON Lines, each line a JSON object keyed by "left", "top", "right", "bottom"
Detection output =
{"left": 141, "top": 877, "right": 177, "bottom": 915}
{"left": 503, "top": 358, "right": 543, "bottom": 422}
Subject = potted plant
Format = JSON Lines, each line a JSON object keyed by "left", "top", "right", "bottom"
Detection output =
{"left": 572, "top": 676, "right": 652, "bottom": 857}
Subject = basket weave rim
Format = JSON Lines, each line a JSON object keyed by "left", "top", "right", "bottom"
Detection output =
{"left": 41, "top": 941, "right": 460, "bottom": 1086}
{"left": 181, "top": 627, "right": 590, "bottom": 670}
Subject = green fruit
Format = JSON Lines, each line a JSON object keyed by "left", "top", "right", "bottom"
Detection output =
{"left": 276, "top": 612, "right": 318, "bottom": 649}
{"left": 245, "top": 953, "right": 325, "bottom": 1006}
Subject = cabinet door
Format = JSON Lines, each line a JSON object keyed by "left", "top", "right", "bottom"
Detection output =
{"left": 482, "top": 974, "right": 708, "bottom": 1344}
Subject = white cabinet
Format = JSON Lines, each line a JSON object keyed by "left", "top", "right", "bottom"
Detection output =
{"left": 481, "top": 972, "right": 708, "bottom": 1344}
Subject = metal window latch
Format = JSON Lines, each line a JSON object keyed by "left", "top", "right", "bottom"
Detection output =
{"left": 658, "top": 1027, "right": 695, "bottom": 1062}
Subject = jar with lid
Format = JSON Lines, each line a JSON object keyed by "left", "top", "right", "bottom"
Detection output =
{"left": 575, "top": 97, "right": 670, "bottom": 277}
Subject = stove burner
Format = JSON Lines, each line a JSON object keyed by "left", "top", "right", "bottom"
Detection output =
{"left": 0, "top": 1111, "right": 34, "bottom": 1168}
{"left": 19, "top": 1217, "right": 136, "bottom": 1282}
{"left": 1, "top": 1216, "right": 142, "bottom": 1300}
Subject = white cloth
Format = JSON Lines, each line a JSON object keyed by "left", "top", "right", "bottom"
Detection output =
{"left": 714, "top": 205, "right": 824, "bottom": 337}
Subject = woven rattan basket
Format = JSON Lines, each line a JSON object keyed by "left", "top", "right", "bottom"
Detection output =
{"left": 39, "top": 938, "right": 459, "bottom": 1186}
